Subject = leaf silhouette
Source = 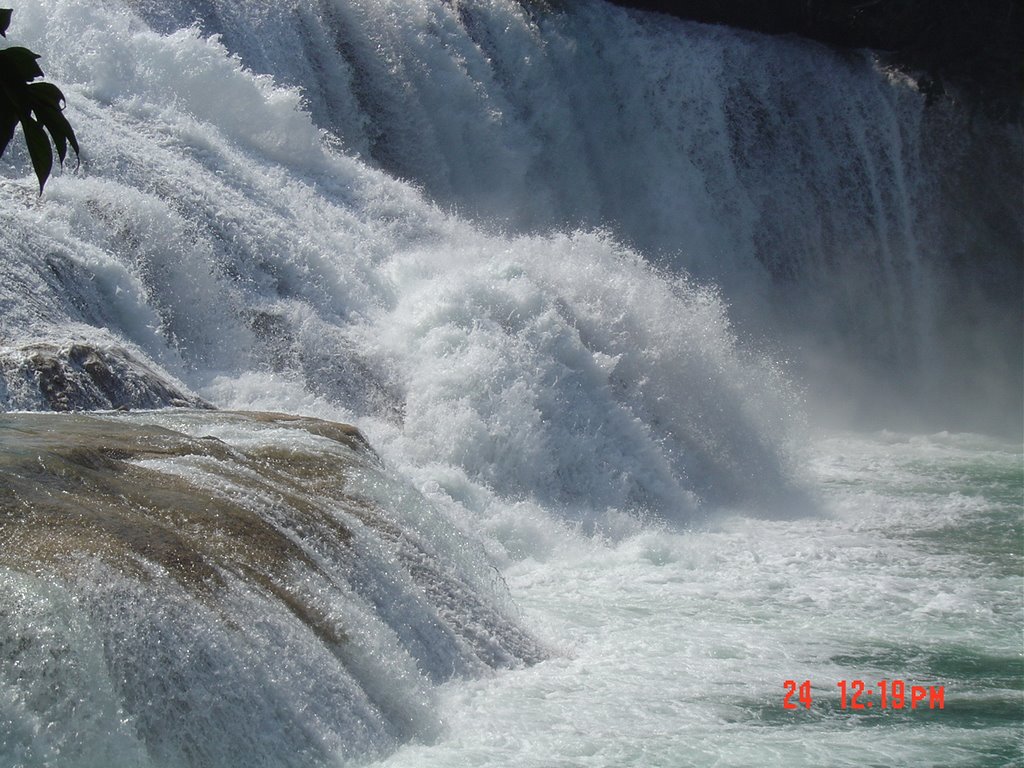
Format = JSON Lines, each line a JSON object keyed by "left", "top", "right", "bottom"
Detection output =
{"left": 21, "top": 115, "right": 52, "bottom": 193}
{"left": 0, "top": 9, "right": 79, "bottom": 193}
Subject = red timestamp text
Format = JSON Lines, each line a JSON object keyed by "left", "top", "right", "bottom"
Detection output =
{"left": 783, "top": 679, "right": 945, "bottom": 710}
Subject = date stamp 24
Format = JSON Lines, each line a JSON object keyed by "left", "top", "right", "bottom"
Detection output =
{"left": 784, "top": 679, "right": 945, "bottom": 711}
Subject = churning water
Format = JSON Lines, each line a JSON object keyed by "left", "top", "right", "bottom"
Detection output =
{"left": 371, "top": 431, "right": 1023, "bottom": 768}
{"left": 0, "top": 0, "right": 1020, "bottom": 766}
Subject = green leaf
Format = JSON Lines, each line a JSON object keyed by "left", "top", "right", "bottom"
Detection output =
{"left": 39, "top": 112, "right": 67, "bottom": 163}
{"left": 0, "top": 23, "right": 80, "bottom": 189}
{"left": 35, "top": 103, "right": 78, "bottom": 164}
{"left": 21, "top": 115, "right": 52, "bottom": 194}
{"left": 63, "top": 116, "right": 79, "bottom": 160}
{"left": 0, "top": 47, "right": 44, "bottom": 82}
{"left": 27, "top": 81, "right": 66, "bottom": 109}
{"left": 28, "top": 81, "right": 79, "bottom": 166}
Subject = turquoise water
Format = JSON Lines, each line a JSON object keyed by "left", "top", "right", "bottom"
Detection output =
{"left": 372, "top": 431, "right": 1023, "bottom": 767}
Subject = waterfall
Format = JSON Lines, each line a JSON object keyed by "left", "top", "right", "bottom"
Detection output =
{"left": 5, "top": 0, "right": 1020, "bottom": 432}
{"left": 120, "top": 0, "right": 1021, "bottom": 433}
{"left": 1, "top": 0, "right": 816, "bottom": 514}
{"left": 0, "top": 1, "right": 1019, "bottom": 765}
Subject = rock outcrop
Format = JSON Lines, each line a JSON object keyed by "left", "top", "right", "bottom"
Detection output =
{"left": 0, "top": 342, "right": 209, "bottom": 411}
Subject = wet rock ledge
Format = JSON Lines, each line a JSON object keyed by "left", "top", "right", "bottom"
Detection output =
{"left": 0, "top": 342, "right": 210, "bottom": 411}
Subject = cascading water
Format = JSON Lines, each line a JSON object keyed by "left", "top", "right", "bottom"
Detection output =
{"left": 1, "top": 1, "right": 1020, "bottom": 766}
{"left": 1, "top": 410, "right": 544, "bottom": 767}
{"left": 1, "top": 0, "right": 807, "bottom": 516}
{"left": 121, "top": 0, "right": 1022, "bottom": 434}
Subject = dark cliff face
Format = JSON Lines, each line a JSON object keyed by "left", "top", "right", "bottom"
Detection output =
{"left": 605, "top": 0, "right": 1023, "bottom": 120}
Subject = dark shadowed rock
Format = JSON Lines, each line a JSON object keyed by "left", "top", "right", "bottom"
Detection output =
{"left": 604, "top": 0, "right": 1023, "bottom": 120}
{"left": 0, "top": 342, "right": 210, "bottom": 411}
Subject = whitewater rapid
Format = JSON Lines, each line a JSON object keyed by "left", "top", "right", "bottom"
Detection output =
{"left": 371, "top": 431, "right": 1023, "bottom": 768}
